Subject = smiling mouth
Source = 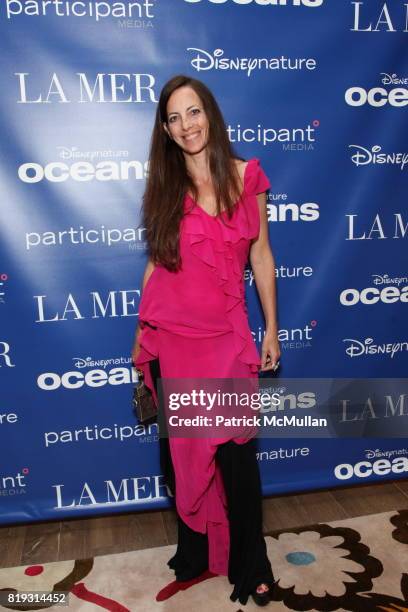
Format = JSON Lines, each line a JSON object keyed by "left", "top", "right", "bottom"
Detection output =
{"left": 183, "top": 132, "right": 200, "bottom": 142}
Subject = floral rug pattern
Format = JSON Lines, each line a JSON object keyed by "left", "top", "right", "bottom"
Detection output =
{"left": 1, "top": 509, "right": 407, "bottom": 611}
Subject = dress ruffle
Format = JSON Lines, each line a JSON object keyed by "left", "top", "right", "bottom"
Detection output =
{"left": 182, "top": 207, "right": 260, "bottom": 373}
{"left": 136, "top": 157, "right": 271, "bottom": 397}
{"left": 181, "top": 157, "right": 270, "bottom": 374}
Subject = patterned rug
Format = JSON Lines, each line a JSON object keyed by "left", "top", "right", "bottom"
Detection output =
{"left": 1, "top": 509, "right": 408, "bottom": 611}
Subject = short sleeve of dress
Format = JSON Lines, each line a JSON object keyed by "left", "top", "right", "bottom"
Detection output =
{"left": 245, "top": 158, "right": 271, "bottom": 196}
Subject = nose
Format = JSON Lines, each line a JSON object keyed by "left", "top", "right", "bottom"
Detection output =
{"left": 181, "top": 115, "right": 193, "bottom": 131}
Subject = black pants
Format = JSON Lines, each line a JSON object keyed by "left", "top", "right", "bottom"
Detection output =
{"left": 149, "top": 358, "right": 274, "bottom": 605}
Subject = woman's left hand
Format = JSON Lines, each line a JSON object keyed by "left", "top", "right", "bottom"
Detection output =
{"left": 260, "top": 330, "right": 281, "bottom": 372}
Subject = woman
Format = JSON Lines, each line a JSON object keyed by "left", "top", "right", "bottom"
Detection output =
{"left": 132, "top": 74, "right": 280, "bottom": 606}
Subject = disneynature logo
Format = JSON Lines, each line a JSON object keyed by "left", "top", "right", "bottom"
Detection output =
{"left": 188, "top": 48, "right": 316, "bottom": 76}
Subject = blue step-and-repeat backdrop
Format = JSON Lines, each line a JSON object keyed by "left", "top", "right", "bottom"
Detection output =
{"left": 1, "top": 0, "right": 407, "bottom": 524}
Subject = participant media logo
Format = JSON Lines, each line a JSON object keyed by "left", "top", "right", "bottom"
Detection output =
{"left": 252, "top": 321, "right": 315, "bottom": 350}
{"left": 26, "top": 223, "right": 146, "bottom": 251}
{"left": 0, "top": 468, "right": 29, "bottom": 496}
{"left": 44, "top": 421, "right": 158, "bottom": 448}
{"left": 227, "top": 121, "right": 319, "bottom": 150}
{"left": 4, "top": 0, "right": 155, "bottom": 22}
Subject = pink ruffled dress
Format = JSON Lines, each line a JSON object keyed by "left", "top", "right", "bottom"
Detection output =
{"left": 135, "top": 158, "right": 271, "bottom": 576}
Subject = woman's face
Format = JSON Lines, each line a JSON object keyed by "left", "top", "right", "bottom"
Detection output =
{"left": 164, "top": 86, "right": 209, "bottom": 155}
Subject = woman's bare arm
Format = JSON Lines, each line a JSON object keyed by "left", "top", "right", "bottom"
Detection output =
{"left": 249, "top": 193, "right": 280, "bottom": 371}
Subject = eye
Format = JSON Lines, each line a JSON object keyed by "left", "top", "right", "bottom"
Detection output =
{"left": 168, "top": 115, "right": 177, "bottom": 123}
{"left": 191, "top": 108, "right": 201, "bottom": 115}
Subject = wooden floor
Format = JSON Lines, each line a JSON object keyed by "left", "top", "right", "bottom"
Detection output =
{"left": 1, "top": 479, "right": 408, "bottom": 569}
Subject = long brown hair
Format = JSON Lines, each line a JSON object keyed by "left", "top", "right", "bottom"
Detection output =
{"left": 141, "top": 74, "right": 243, "bottom": 272}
